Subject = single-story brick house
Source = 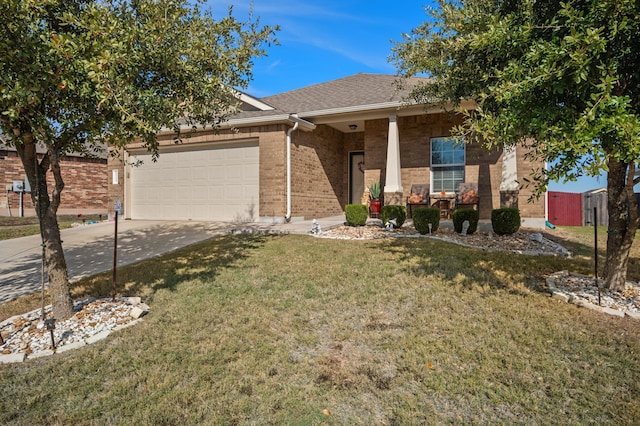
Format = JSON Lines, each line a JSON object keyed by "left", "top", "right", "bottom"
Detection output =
{"left": 1, "top": 142, "right": 107, "bottom": 217}
{"left": 109, "top": 73, "right": 545, "bottom": 227}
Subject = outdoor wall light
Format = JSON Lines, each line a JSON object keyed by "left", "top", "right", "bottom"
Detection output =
{"left": 349, "top": 124, "right": 358, "bottom": 131}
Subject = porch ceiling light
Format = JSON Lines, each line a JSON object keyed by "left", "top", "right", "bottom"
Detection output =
{"left": 349, "top": 124, "right": 358, "bottom": 130}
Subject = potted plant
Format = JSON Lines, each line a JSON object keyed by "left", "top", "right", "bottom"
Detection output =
{"left": 368, "top": 180, "right": 382, "bottom": 214}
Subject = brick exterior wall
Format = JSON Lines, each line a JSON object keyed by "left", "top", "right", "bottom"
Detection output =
{"left": 290, "top": 125, "right": 347, "bottom": 218}
{"left": 107, "top": 111, "right": 545, "bottom": 222}
{"left": 0, "top": 150, "right": 107, "bottom": 216}
{"left": 363, "top": 118, "right": 388, "bottom": 197}
{"left": 513, "top": 144, "right": 545, "bottom": 218}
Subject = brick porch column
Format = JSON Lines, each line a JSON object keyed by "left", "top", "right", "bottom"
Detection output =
{"left": 383, "top": 115, "right": 403, "bottom": 205}
{"left": 500, "top": 146, "right": 519, "bottom": 208}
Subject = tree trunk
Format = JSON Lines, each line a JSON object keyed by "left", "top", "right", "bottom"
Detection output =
{"left": 602, "top": 158, "right": 640, "bottom": 291}
{"left": 16, "top": 134, "right": 74, "bottom": 319}
{"left": 41, "top": 205, "right": 74, "bottom": 319}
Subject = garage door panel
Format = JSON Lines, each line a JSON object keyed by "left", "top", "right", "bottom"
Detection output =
{"left": 226, "top": 166, "right": 243, "bottom": 180}
{"left": 130, "top": 142, "right": 259, "bottom": 221}
{"left": 162, "top": 187, "right": 176, "bottom": 201}
{"left": 208, "top": 184, "right": 225, "bottom": 199}
{"left": 225, "top": 185, "right": 243, "bottom": 202}
{"left": 244, "top": 164, "right": 259, "bottom": 180}
{"left": 209, "top": 167, "right": 225, "bottom": 180}
{"left": 192, "top": 167, "right": 209, "bottom": 181}
{"left": 147, "top": 188, "right": 163, "bottom": 202}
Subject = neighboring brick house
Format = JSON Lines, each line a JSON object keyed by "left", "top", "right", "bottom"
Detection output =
{"left": 109, "top": 73, "right": 546, "bottom": 227}
{"left": 0, "top": 143, "right": 107, "bottom": 217}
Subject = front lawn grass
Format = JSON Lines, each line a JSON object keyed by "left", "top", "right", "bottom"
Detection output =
{"left": 1, "top": 232, "right": 639, "bottom": 424}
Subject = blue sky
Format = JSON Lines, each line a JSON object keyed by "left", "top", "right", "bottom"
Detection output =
{"left": 205, "top": 0, "right": 428, "bottom": 97}
{"left": 205, "top": 0, "right": 606, "bottom": 193}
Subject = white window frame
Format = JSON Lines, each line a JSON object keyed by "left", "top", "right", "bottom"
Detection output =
{"left": 430, "top": 136, "right": 465, "bottom": 193}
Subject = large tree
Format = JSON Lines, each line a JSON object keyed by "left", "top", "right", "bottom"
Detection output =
{"left": 0, "top": 0, "right": 276, "bottom": 319}
{"left": 393, "top": 0, "right": 640, "bottom": 291}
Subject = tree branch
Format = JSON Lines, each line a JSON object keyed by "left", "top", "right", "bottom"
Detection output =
{"left": 48, "top": 146, "right": 64, "bottom": 214}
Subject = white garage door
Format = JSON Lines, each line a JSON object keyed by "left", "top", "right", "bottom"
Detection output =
{"left": 129, "top": 141, "right": 259, "bottom": 221}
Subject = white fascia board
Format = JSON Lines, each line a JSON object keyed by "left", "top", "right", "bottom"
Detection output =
{"left": 297, "top": 99, "right": 475, "bottom": 123}
{"left": 224, "top": 114, "right": 316, "bottom": 131}
{"left": 160, "top": 114, "right": 316, "bottom": 135}
{"left": 296, "top": 103, "right": 444, "bottom": 125}
{"left": 237, "top": 92, "right": 275, "bottom": 111}
{"left": 298, "top": 101, "right": 406, "bottom": 119}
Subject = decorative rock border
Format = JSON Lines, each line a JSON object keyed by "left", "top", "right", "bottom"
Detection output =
{"left": 0, "top": 297, "right": 148, "bottom": 364}
{"left": 546, "top": 270, "right": 640, "bottom": 320}
{"left": 318, "top": 224, "right": 572, "bottom": 257}
{"left": 423, "top": 232, "right": 571, "bottom": 257}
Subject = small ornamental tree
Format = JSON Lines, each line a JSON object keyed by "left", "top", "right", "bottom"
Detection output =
{"left": 393, "top": 0, "right": 640, "bottom": 291}
{"left": 0, "top": 0, "right": 276, "bottom": 319}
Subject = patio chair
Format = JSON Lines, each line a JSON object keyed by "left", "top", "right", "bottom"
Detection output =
{"left": 406, "top": 184, "right": 430, "bottom": 218}
{"left": 454, "top": 182, "right": 479, "bottom": 214}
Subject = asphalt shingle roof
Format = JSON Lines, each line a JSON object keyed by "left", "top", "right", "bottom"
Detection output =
{"left": 258, "top": 73, "right": 429, "bottom": 114}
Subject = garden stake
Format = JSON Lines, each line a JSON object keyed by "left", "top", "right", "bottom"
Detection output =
{"left": 41, "top": 243, "right": 46, "bottom": 319}
{"left": 112, "top": 211, "right": 118, "bottom": 301}
{"left": 44, "top": 318, "right": 56, "bottom": 350}
{"left": 594, "top": 207, "right": 601, "bottom": 306}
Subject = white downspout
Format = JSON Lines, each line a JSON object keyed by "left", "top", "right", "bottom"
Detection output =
{"left": 285, "top": 121, "right": 299, "bottom": 222}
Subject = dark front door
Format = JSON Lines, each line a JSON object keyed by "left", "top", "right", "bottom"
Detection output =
{"left": 349, "top": 151, "right": 365, "bottom": 204}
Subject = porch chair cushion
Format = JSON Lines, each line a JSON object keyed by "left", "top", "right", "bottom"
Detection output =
{"left": 461, "top": 189, "right": 479, "bottom": 204}
{"left": 406, "top": 184, "right": 430, "bottom": 218}
{"left": 407, "top": 184, "right": 430, "bottom": 204}
{"left": 455, "top": 182, "right": 479, "bottom": 212}
{"left": 408, "top": 192, "right": 424, "bottom": 204}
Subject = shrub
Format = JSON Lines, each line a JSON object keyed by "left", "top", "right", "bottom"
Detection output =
{"left": 452, "top": 208, "right": 479, "bottom": 234}
{"left": 412, "top": 207, "right": 440, "bottom": 234}
{"left": 345, "top": 204, "right": 368, "bottom": 226}
{"left": 381, "top": 205, "right": 407, "bottom": 228}
{"left": 491, "top": 208, "right": 520, "bottom": 235}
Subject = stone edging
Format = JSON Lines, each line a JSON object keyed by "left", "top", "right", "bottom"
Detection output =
{"left": 546, "top": 270, "right": 640, "bottom": 320}
{"left": 420, "top": 234, "right": 571, "bottom": 257}
{"left": 0, "top": 297, "right": 148, "bottom": 364}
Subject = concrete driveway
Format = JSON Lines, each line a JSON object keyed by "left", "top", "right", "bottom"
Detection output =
{"left": 0, "top": 215, "right": 347, "bottom": 305}
{"left": 0, "top": 220, "right": 241, "bottom": 304}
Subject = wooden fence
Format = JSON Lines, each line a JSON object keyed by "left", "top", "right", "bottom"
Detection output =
{"left": 582, "top": 191, "right": 608, "bottom": 226}
{"left": 548, "top": 191, "right": 583, "bottom": 226}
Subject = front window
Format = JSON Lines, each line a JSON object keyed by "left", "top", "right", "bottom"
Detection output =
{"left": 431, "top": 137, "right": 465, "bottom": 193}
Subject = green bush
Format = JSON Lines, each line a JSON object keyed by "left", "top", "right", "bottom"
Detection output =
{"left": 412, "top": 207, "right": 440, "bottom": 234}
{"left": 491, "top": 208, "right": 521, "bottom": 235}
{"left": 452, "top": 208, "right": 479, "bottom": 234}
{"left": 381, "top": 205, "right": 407, "bottom": 228}
{"left": 345, "top": 204, "right": 368, "bottom": 226}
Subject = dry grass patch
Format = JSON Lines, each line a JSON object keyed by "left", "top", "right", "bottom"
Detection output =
{"left": 1, "top": 232, "right": 639, "bottom": 424}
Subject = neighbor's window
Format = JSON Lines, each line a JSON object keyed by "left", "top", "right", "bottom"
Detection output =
{"left": 430, "top": 137, "right": 465, "bottom": 193}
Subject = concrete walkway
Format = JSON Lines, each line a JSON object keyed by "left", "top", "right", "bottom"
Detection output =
{"left": 0, "top": 216, "right": 347, "bottom": 305}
